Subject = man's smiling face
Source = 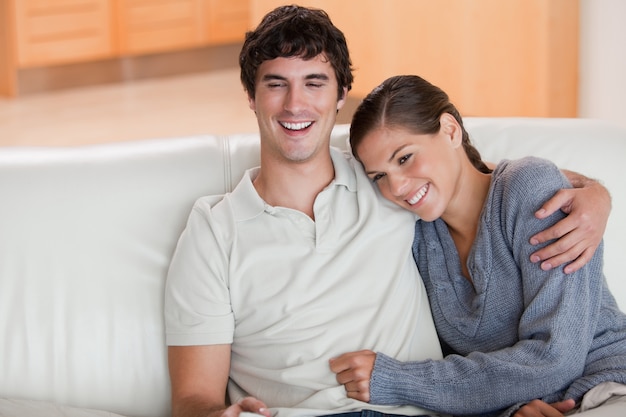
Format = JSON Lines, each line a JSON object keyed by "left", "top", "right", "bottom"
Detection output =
{"left": 249, "top": 55, "right": 346, "bottom": 164}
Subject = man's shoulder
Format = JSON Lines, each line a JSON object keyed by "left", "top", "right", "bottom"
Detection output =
{"left": 190, "top": 194, "right": 231, "bottom": 219}
{"left": 194, "top": 194, "right": 226, "bottom": 208}
{"left": 330, "top": 146, "right": 374, "bottom": 193}
{"left": 191, "top": 169, "right": 264, "bottom": 225}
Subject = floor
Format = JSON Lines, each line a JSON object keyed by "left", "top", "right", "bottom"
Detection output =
{"left": 0, "top": 66, "right": 359, "bottom": 148}
{"left": 0, "top": 68, "right": 259, "bottom": 147}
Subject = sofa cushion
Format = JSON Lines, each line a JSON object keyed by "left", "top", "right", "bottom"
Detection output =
{"left": 0, "top": 398, "right": 125, "bottom": 417}
{"left": 0, "top": 118, "right": 624, "bottom": 417}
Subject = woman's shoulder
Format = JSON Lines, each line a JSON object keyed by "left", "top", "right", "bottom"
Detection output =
{"left": 493, "top": 156, "right": 567, "bottom": 193}
{"left": 495, "top": 156, "right": 559, "bottom": 177}
{"left": 488, "top": 157, "right": 570, "bottom": 223}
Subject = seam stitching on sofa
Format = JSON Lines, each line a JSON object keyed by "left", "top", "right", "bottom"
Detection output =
{"left": 220, "top": 135, "right": 232, "bottom": 192}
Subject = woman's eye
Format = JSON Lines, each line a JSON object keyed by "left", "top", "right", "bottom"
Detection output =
{"left": 399, "top": 154, "right": 412, "bottom": 165}
{"left": 371, "top": 173, "right": 385, "bottom": 183}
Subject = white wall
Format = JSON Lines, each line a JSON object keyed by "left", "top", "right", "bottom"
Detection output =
{"left": 579, "top": 0, "right": 626, "bottom": 129}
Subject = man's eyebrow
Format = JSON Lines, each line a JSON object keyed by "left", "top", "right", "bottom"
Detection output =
{"left": 305, "top": 73, "right": 330, "bottom": 81}
{"left": 261, "top": 73, "right": 330, "bottom": 82}
{"left": 262, "top": 74, "right": 287, "bottom": 82}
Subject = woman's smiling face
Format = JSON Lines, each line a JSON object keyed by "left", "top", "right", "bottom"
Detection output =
{"left": 356, "top": 118, "right": 463, "bottom": 221}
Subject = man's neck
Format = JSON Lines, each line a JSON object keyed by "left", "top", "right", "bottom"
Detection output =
{"left": 253, "top": 154, "right": 335, "bottom": 219}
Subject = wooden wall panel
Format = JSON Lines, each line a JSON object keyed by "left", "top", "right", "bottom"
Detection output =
{"left": 250, "top": 0, "right": 579, "bottom": 117}
{"left": 0, "top": 0, "right": 18, "bottom": 96}
{"left": 203, "top": 0, "right": 249, "bottom": 44}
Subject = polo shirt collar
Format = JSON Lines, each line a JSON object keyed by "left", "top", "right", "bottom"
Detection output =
{"left": 230, "top": 147, "right": 357, "bottom": 221}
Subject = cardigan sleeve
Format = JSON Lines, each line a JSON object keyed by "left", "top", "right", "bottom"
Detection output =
{"left": 370, "top": 157, "right": 606, "bottom": 415}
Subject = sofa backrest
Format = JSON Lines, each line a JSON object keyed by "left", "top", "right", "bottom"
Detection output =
{"left": 0, "top": 118, "right": 624, "bottom": 417}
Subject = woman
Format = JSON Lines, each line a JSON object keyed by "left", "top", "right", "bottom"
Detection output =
{"left": 330, "top": 75, "right": 626, "bottom": 417}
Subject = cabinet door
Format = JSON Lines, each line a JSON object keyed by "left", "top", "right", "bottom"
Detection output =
{"left": 203, "top": 0, "right": 249, "bottom": 44}
{"left": 116, "top": 0, "right": 205, "bottom": 55}
{"left": 15, "top": 0, "right": 114, "bottom": 67}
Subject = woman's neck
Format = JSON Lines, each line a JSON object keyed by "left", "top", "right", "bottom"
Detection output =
{"left": 443, "top": 166, "right": 492, "bottom": 282}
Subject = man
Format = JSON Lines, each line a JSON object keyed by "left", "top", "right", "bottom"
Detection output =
{"left": 165, "top": 6, "right": 611, "bottom": 417}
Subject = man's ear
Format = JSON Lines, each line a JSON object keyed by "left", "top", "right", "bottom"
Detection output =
{"left": 247, "top": 93, "right": 256, "bottom": 112}
{"left": 440, "top": 113, "right": 462, "bottom": 147}
{"left": 337, "top": 87, "right": 348, "bottom": 111}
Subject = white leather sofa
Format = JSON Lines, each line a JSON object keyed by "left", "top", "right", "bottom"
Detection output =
{"left": 1, "top": 118, "right": 625, "bottom": 417}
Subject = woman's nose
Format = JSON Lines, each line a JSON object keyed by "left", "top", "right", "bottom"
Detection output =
{"left": 388, "top": 173, "right": 408, "bottom": 197}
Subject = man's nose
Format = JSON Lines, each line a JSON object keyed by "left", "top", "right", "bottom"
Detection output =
{"left": 284, "top": 86, "right": 306, "bottom": 113}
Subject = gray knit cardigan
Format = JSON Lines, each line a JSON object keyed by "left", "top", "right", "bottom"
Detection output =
{"left": 370, "top": 157, "right": 626, "bottom": 417}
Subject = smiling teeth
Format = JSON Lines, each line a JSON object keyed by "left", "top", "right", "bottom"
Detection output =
{"left": 408, "top": 184, "right": 429, "bottom": 205}
{"left": 281, "top": 121, "right": 312, "bottom": 131}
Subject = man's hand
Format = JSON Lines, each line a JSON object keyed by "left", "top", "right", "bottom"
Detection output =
{"left": 530, "top": 171, "right": 611, "bottom": 274}
{"left": 513, "top": 399, "right": 576, "bottom": 416}
{"left": 221, "top": 397, "right": 271, "bottom": 417}
{"left": 329, "top": 350, "right": 376, "bottom": 402}
{"left": 169, "top": 344, "right": 271, "bottom": 417}
{"left": 169, "top": 345, "right": 243, "bottom": 417}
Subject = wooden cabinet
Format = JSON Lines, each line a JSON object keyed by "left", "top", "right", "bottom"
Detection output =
{"left": 0, "top": 0, "right": 251, "bottom": 96}
{"left": 116, "top": 0, "right": 205, "bottom": 55}
{"left": 115, "top": 0, "right": 250, "bottom": 55}
{"left": 14, "top": 0, "right": 114, "bottom": 67}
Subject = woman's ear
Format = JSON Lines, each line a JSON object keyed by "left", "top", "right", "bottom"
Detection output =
{"left": 439, "top": 113, "right": 463, "bottom": 147}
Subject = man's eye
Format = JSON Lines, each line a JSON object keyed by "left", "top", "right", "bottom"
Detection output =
{"left": 307, "top": 83, "right": 323, "bottom": 88}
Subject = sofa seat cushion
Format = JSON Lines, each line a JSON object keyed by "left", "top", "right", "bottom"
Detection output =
{"left": 0, "top": 398, "right": 126, "bottom": 417}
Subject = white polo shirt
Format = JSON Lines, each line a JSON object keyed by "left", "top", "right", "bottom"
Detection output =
{"left": 165, "top": 148, "right": 442, "bottom": 417}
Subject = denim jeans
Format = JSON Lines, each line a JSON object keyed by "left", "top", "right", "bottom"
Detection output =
{"left": 320, "top": 410, "right": 430, "bottom": 417}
